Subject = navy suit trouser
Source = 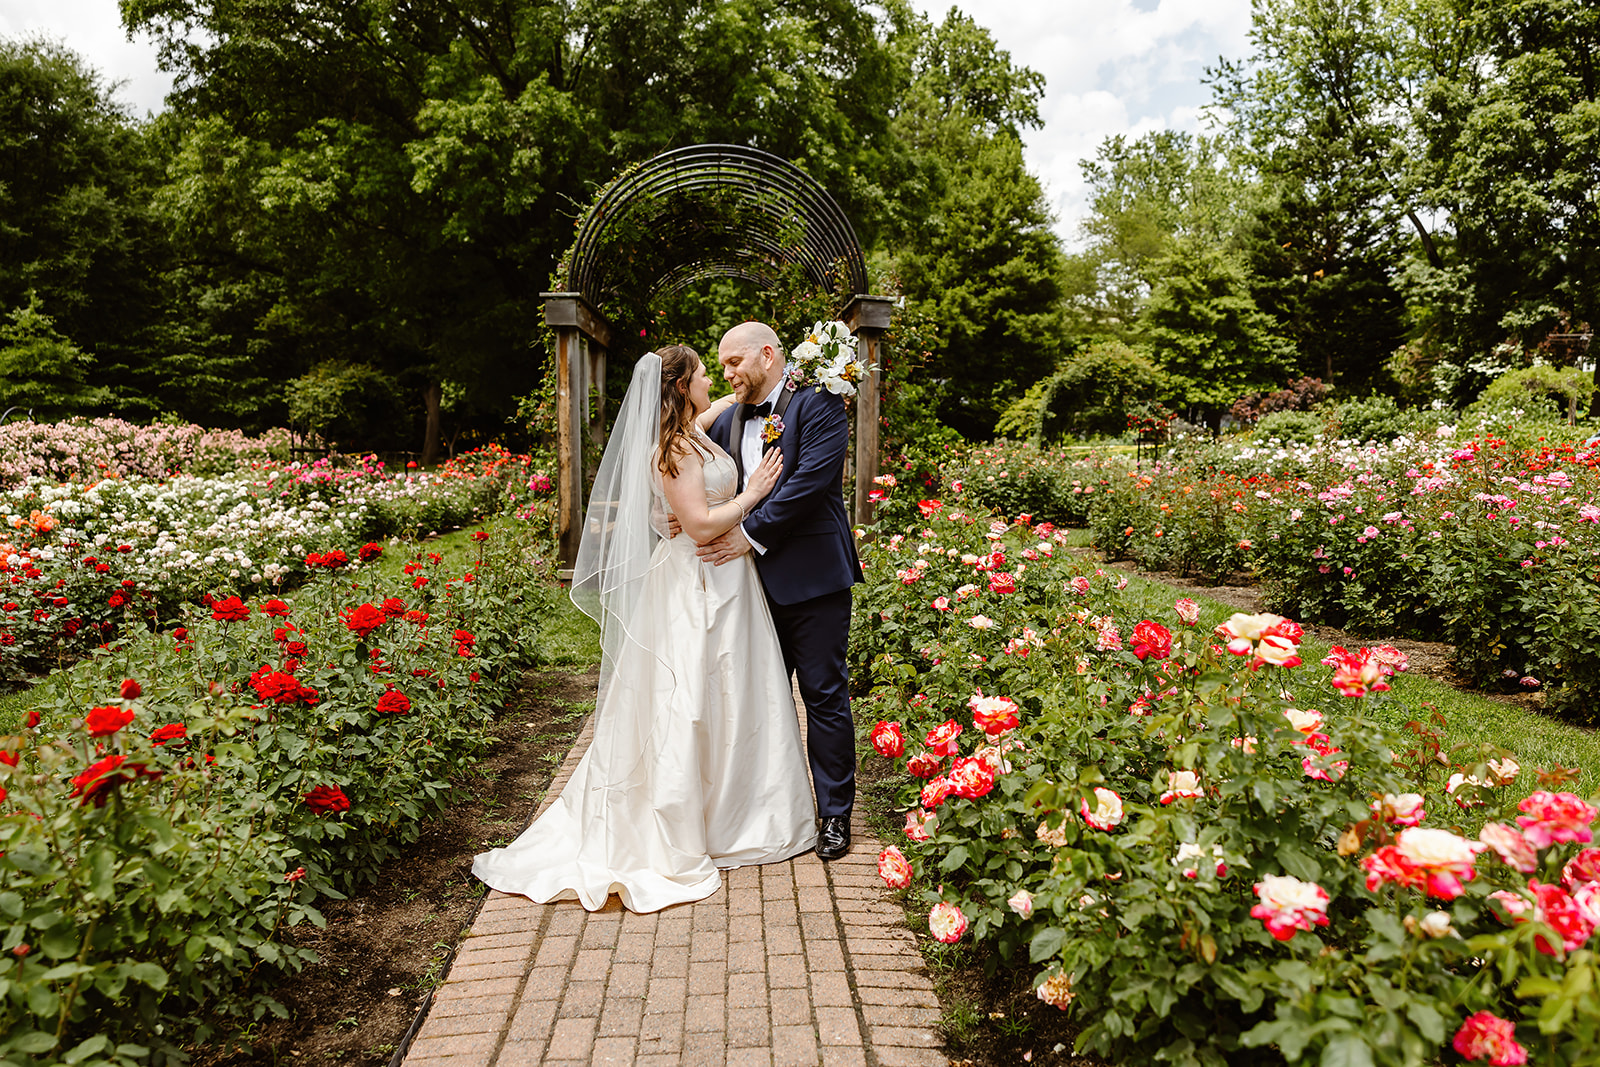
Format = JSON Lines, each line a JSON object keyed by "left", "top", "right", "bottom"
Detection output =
{"left": 768, "top": 587, "right": 855, "bottom": 818}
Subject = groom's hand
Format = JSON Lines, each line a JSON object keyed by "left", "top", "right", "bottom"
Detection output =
{"left": 696, "top": 527, "right": 752, "bottom": 566}
{"left": 666, "top": 515, "right": 683, "bottom": 538}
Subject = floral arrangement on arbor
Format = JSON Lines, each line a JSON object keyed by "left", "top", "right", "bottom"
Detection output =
{"left": 788, "top": 320, "right": 873, "bottom": 397}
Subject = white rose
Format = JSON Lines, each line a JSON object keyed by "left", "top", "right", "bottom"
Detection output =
{"left": 1395, "top": 827, "right": 1485, "bottom": 868}
{"left": 1007, "top": 889, "right": 1034, "bottom": 918}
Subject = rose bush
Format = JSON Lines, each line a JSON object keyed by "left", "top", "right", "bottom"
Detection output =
{"left": 0, "top": 445, "right": 552, "bottom": 680}
{"left": 0, "top": 522, "right": 571, "bottom": 1064}
{"left": 945, "top": 426, "right": 1600, "bottom": 718}
{"left": 853, "top": 479, "right": 1600, "bottom": 1065}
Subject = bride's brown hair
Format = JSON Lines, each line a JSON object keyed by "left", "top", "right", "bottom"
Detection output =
{"left": 655, "top": 344, "right": 701, "bottom": 479}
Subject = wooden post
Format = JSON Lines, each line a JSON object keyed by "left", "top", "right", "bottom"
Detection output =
{"left": 842, "top": 295, "right": 894, "bottom": 525}
{"left": 541, "top": 293, "right": 613, "bottom": 569}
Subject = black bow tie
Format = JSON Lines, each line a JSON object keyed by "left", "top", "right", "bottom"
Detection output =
{"left": 738, "top": 401, "right": 773, "bottom": 421}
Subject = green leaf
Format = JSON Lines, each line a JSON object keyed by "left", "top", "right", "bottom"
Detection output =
{"left": 1404, "top": 1002, "right": 1445, "bottom": 1044}
{"left": 1029, "top": 926, "right": 1066, "bottom": 963}
{"left": 62, "top": 1035, "right": 109, "bottom": 1064}
{"left": 939, "top": 845, "right": 970, "bottom": 872}
{"left": 1319, "top": 1034, "right": 1374, "bottom": 1067}
{"left": 127, "top": 962, "right": 167, "bottom": 990}
{"left": 6, "top": 1030, "right": 58, "bottom": 1054}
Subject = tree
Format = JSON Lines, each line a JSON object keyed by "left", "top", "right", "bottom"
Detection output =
{"left": 0, "top": 297, "right": 112, "bottom": 420}
{"left": 0, "top": 38, "right": 169, "bottom": 418}
{"left": 1066, "top": 131, "right": 1247, "bottom": 338}
{"left": 1415, "top": 0, "right": 1600, "bottom": 358}
{"left": 879, "top": 8, "right": 1066, "bottom": 438}
{"left": 1143, "top": 241, "right": 1296, "bottom": 421}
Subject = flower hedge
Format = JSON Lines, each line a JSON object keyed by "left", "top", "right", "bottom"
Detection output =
{"left": 0, "top": 418, "right": 293, "bottom": 488}
{"left": 1079, "top": 427, "right": 1600, "bottom": 716}
{"left": 0, "top": 525, "right": 566, "bottom": 1064}
{"left": 853, "top": 482, "right": 1600, "bottom": 1066}
{"left": 1, "top": 445, "right": 553, "bottom": 679}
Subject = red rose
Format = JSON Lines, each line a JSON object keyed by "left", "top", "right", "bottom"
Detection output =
{"left": 1131, "top": 620, "right": 1173, "bottom": 662}
{"left": 0, "top": 750, "right": 19, "bottom": 767}
{"left": 303, "top": 784, "right": 351, "bottom": 815}
{"left": 906, "top": 752, "right": 944, "bottom": 778}
{"left": 85, "top": 705, "right": 135, "bottom": 737}
{"left": 210, "top": 596, "right": 250, "bottom": 621}
{"left": 341, "top": 603, "right": 387, "bottom": 639}
{"left": 173, "top": 627, "right": 189, "bottom": 643}
{"left": 70, "top": 754, "right": 158, "bottom": 807}
{"left": 871, "top": 721, "right": 906, "bottom": 758}
{"left": 285, "top": 867, "right": 307, "bottom": 882}
{"left": 304, "top": 552, "right": 325, "bottom": 567}
{"left": 285, "top": 641, "right": 308, "bottom": 657}
{"left": 323, "top": 549, "right": 349, "bottom": 568}
{"left": 375, "top": 690, "right": 412, "bottom": 715}
{"left": 24, "top": 711, "right": 40, "bottom": 729}
{"left": 119, "top": 678, "right": 142, "bottom": 701}
{"left": 150, "top": 723, "right": 188, "bottom": 746}
{"left": 259, "top": 599, "right": 291, "bottom": 618}
{"left": 987, "top": 572, "right": 1016, "bottom": 595}
{"left": 471, "top": 531, "right": 489, "bottom": 542}
{"left": 380, "top": 597, "right": 407, "bottom": 618}
{"left": 358, "top": 543, "right": 385, "bottom": 562}
{"left": 116, "top": 544, "right": 132, "bottom": 553}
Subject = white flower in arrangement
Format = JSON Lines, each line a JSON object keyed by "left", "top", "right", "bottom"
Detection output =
{"left": 786, "top": 320, "right": 873, "bottom": 396}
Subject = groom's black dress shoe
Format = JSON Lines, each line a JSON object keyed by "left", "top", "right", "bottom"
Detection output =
{"left": 817, "top": 815, "right": 851, "bottom": 861}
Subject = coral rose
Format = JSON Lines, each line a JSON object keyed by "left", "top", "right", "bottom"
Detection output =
{"left": 1452, "top": 1011, "right": 1526, "bottom": 1066}
{"left": 870, "top": 721, "right": 905, "bottom": 758}
{"left": 877, "top": 846, "right": 913, "bottom": 889}
{"left": 1081, "top": 787, "right": 1124, "bottom": 831}
{"left": 1516, "top": 791, "right": 1598, "bottom": 850}
{"left": 924, "top": 720, "right": 962, "bottom": 757}
{"left": 1250, "top": 874, "right": 1329, "bottom": 941}
{"left": 1160, "top": 770, "right": 1203, "bottom": 804}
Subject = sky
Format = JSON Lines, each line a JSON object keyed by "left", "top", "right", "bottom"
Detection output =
{"left": 0, "top": 0, "right": 1254, "bottom": 244}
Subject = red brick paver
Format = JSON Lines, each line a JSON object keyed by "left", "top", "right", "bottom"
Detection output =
{"left": 402, "top": 686, "right": 945, "bottom": 1067}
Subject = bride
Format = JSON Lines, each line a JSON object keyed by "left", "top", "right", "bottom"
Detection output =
{"left": 472, "top": 346, "right": 819, "bottom": 912}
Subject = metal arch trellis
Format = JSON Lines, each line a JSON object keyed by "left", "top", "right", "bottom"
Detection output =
{"left": 564, "top": 143, "right": 868, "bottom": 310}
{"left": 544, "top": 143, "right": 890, "bottom": 569}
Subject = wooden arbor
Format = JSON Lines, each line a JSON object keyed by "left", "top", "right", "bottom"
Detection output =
{"left": 543, "top": 144, "right": 893, "bottom": 566}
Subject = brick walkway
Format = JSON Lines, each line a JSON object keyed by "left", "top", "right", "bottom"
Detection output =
{"left": 400, "top": 689, "right": 947, "bottom": 1067}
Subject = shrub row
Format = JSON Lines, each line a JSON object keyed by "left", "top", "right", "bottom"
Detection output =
{"left": 851, "top": 480, "right": 1600, "bottom": 1066}
{"left": 0, "top": 526, "right": 566, "bottom": 1065}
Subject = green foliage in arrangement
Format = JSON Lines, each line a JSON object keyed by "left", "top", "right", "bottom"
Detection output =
{"left": 0, "top": 526, "right": 570, "bottom": 1063}
{"left": 854, "top": 481, "right": 1600, "bottom": 1067}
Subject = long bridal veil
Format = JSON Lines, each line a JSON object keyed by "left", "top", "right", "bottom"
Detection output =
{"left": 569, "top": 352, "right": 669, "bottom": 703}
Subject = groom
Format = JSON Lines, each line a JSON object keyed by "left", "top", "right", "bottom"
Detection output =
{"left": 696, "top": 320, "right": 863, "bottom": 861}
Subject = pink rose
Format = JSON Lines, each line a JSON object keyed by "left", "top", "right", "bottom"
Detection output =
{"left": 1452, "top": 1011, "right": 1527, "bottom": 1065}
{"left": 1174, "top": 597, "right": 1200, "bottom": 625}
{"left": 904, "top": 808, "right": 936, "bottom": 841}
{"left": 925, "top": 720, "right": 963, "bottom": 757}
{"left": 1516, "top": 791, "right": 1598, "bottom": 850}
{"left": 1250, "top": 875, "right": 1329, "bottom": 941}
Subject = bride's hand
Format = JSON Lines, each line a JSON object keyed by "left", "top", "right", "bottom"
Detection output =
{"left": 744, "top": 449, "right": 783, "bottom": 501}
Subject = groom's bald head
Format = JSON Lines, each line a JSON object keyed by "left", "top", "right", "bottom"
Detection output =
{"left": 718, "top": 321, "right": 784, "bottom": 402}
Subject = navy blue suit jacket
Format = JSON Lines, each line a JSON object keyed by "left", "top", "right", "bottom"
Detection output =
{"left": 708, "top": 382, "right": 863, "bottom": 606}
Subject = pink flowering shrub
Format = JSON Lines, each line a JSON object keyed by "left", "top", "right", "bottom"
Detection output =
{"left": 0, "top": 416, "right": 292, "bottom": 487}
{"left": 852, "top": 483, "right": 1600, "bottom": 1064}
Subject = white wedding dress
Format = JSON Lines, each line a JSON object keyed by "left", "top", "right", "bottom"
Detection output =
{"left": 472, "top": 433, "right": 818, "bottom": 912}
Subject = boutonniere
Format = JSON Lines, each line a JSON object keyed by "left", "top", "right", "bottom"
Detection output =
{"left": 762, "top": 413, "right": 785, "bottom": 445}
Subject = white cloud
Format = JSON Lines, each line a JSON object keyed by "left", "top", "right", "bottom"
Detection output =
{"left": 0, "top": 0, "right": 171, "bottom": 115}
{"left": 911, "top": 0, "right": 1252, "bottom": 244}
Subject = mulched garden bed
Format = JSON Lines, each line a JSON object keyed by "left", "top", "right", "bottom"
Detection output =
{"left": 192, "top": 668, "right": 597, "bottom": 1067}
